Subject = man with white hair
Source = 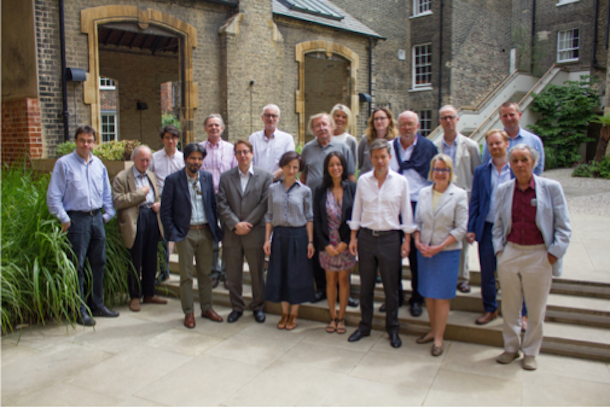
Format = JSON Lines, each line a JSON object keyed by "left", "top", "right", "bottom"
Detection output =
{"left": 249, "top": 104, "right": 296, "bottom": 181}
{"left": 435, "top": 105, "right": 481, "bottom": 293}
{"left": 113, "top": 145, "right": 167, "bottom": 312}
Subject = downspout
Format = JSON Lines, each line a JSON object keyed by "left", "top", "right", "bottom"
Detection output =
{"left": 59, "top": 0, "right": 70, "bottom": 141}
{"left": 438, "top": 0, "right": 444, "bottom": 111}
{"left": 368, "top": 36, "right": 373, "bottom": 117}
{"left": 530, "top": 0, "right": 536, "bottom": 73}
{"left": 592, "top": 0, "right": 599, "bottom": 67}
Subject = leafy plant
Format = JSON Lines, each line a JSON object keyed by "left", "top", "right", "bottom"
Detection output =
{"left": 55, "top": 141, "right": 77, "bottom": 158}
{"left": 528, "top": 75, "right": 600, "bottom": 168}
{"left": 162, "top": 112, "right": 181, "bottom": 131}
{"left": 54, "top": 140, "right": 141, "bottom": 161}
{"left": 572, "top": 157, "right": 610, "bottom": 179}
{"left": 590, "top": 113, "right": 610, "bottom": 162}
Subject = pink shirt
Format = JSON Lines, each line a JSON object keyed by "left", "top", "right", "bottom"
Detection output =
{"left": 199, "top": 139, "right": 237, "bottom": 194}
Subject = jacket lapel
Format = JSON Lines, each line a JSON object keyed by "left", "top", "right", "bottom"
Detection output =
{"left": 179, "top": 169, "right": 190, "bottom": 204}
{"left": 454, "top": 135, "right": 464, "bottom": 167}
{"left": 127, "top": 166, "right": 137, "bottom": 192}
{"left": 243, "top": 170, "right": 256, "bottom": 197}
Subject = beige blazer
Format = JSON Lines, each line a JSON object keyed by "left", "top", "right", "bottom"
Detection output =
{"left": 435, "top": 133, "right": 481, "bottom": 197}
{"left": 415, "top": 183, "right": 469, "bottom": 251}
{"left": 112, "top": 165, "right": 163, "bottom": 249}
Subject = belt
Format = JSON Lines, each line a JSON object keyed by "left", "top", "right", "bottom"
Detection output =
{"left": 190, "top": 224, "right": 209, "bottom": 230}
{"left": 140, "top": 204, "right": 154, "bottom": 209}
{"left": 68, "top": 209, "right": 100, "bottom": 216}
{"left": 362, "top": 228, "right": 397, "bottom": 237}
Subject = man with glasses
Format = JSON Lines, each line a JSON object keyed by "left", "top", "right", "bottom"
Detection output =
{"left": 390, "top": 111, "right": 438, "bottom": 317}
{"left": 435, "top": 105, "right": 481, "bottom": 293}
{"left": 249, "top": 104, "right": 296, "bottom": 181}
{"left": 217, "top": 140, "right": 273, "bottom": 323}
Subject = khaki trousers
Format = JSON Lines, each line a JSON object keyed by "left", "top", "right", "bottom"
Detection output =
{"left": 497, "top": 242, "right": 552, "bottom": 356}
{"left": 175, "top": 227, "right": 214, "bottom": 314}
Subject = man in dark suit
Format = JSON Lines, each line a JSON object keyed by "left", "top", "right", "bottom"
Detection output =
{"left": 217, "top": 139, "right": 273, "bottom": 323}
{"left": 112, "top": 145, "right": 167, "bottom": 312}
{"left": 161, "top": 143, "right": 223, "bottom": 329}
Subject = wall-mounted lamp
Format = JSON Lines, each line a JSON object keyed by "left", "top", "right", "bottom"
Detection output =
{"left": 137, "top": 102, "right": 148, "bottom": 110}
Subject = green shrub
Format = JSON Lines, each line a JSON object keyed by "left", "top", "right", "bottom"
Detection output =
{"left": 543, "top": 146, "right": 559, "bottom": 171}
{"left": 572, "top": 157, "right": 610, "bottom": 179}
{"left": 54, "top": 140, "right": 141, "bottom": 161}
{"left": 162, "top": 112, "right": 181, "bottom": 131}
{"left": 55, "top": 141, "right": 77, "bottom": 157}
{"left": 1, "top": 161, "right": 135, "bottom": 333}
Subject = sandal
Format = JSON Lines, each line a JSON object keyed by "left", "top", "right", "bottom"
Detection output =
{"left": 285, "top": 314, "right": 298, "bottom": 330}
{"left": 326, "top": 318, "right": 337, "bottom": 333}
{"left": 277, "top": 314, "right": 288, "bottom": 330}
{"left": 336, "top": 318, "right": 347, "bottom": 334}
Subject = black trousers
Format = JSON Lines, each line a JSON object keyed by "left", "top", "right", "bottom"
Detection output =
{"left": 128, "top": 207, "right": 160, "bottom": 299}
{"left": 357, "top": 229, "right": 402, "bottom": 334}
{"left": 409, "top": 201, "right": 423, "bottom": 305}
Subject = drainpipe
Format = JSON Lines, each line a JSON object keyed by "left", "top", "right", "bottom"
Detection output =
{"left": 530, "top": 0, "right": 536, "bottom": 74}
{"left": 368, "top": 36, "right": 373, "bottom": 117}
{"left": 59, "top": 0, "right": 70, "bottom": 141}
{"left": 438, "top": 0, "right": 444, "bottom": 111}
{"left": 592, "top": 0, "right": 599, "bottom": 67}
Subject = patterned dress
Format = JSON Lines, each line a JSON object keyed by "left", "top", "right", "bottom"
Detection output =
{"left": 319, "top": 190, "right": 357, "bottom": 272}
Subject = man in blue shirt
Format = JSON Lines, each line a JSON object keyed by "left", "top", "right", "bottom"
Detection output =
{"left": 481, "top": 102, "right": 545, "bottom": 176}
{"left": 47, "top": 125, "right": 118, "bottom": 326}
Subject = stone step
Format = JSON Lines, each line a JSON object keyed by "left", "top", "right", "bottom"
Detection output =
{"left": 156, "top": 275, "right": 610, "bottom": 362}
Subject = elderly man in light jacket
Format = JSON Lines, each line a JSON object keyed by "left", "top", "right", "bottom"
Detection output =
{"left": 492, "top": 143, "right": 571, "bottom": 371}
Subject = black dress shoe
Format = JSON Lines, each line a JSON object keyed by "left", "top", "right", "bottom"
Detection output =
{"left": 253, "top": 309, "right": 266, "bottom": 323}
{"left": 91, "top": 305, "right": 119, "bottom": 318}
{"left": 389, "top": 333, "right": 402, "bottom": 348}
{"left": 410, "top": 302, "right": 422, "bottom": 317}
{"left": 227, "top": 310, "right": 243, "bottom": 323}
{"left": 76, "top": 312, "right": 95, "bottom": 327}
{"left": 211, "top": 276, "right": 220, "bottom": 289}
{"left": 379, "top": 303, "right": 387, "bottom": 312}
{"left": 312, "top": 290, "right": 327, "bottom": 303}
{"left": 348, "top": 329, "right": 370, "bottom": 342}
{"left": 347, "top": 296, "right": 359, "bottom": 307}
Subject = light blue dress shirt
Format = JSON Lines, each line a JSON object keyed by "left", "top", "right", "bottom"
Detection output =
{"left": 481, "top": 127, "right": 545, "bottom": 176}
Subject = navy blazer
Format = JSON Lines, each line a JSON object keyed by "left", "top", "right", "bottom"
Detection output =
{"left": 160, "top": 168, "right": 221, "bottom": 243}
{"left": 313, "top": 180, "right": 357, "bottom": 251}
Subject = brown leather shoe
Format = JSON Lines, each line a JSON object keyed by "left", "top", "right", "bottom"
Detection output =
{"left": 277, "top": 314, "right": 288, "bottom": 329}
{"left": 129, "top": 298, "right": 140, "bottom": 312}
{"left": 201, "top": 309, "right": 224, "bottom": 322}
{"left": 184, "top": 312, "right": 195, "bottom": 329}
{"left": 475, "top": 311, "right": 498, "bottom": 325}
{"left": 285, "top": 314, "right": 298, "bottom": 330}
{"left": 143, "top": 295, "right": 168, "bottom": 305}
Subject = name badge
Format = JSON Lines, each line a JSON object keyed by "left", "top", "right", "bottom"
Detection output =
{"left": 531, "top": 198, "right": 537, "bottom": 207}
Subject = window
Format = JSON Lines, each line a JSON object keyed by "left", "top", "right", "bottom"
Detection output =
{"left": 99, "top": 77, "right": 116, "bottom": 90}
{"left": 557, "top": 29, "right": 579, "bottom": 63}
{"left": 412, "top": 44, "right": 432, "bottom": 89}
{"left": 412, "top": 0, "right": 432, "bottom": 17}
{"left": 101, "top": 113, "right": 117, "bottom": 142}
{"left": 418, "top": 110, "right": 432, "bottom": 136}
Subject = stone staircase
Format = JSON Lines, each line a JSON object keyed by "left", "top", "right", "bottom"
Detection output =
{"left": 158, "top": 254, "right": 610, "bottom": 362}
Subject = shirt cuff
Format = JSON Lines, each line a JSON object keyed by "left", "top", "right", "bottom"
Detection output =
{"left": 103, "top": 213, "right": 112, "bottom": 223}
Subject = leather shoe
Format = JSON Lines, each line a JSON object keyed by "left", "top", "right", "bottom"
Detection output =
{"left": 253, "top": 309, "right": 266, "bottom": 323}
{"left": 475, "top": 311, "right": 498, "bottom": 325}
{"left": 389, "top": 333, "right": 402, "bottom": 348}
{"left": 76, "top": 312, "right": 95, "bottom": 326}
{"left": 285, "top": 314, "right": 298, "bottom": 330}
{"left": 379, "top": 303, "right": 387, "bottom": 313}
{"left": 347, "top": 296, "right": 359, "bottom": 307}
{"left": 410, "top": 302, "right": 422, "bottom": 317}
{"left": 348, "top": 329, "right": 370, "bottom": 342}
{"left": 211, "top": 276, "right": 220, "bottom": 289}
{"left": 201, "top": 309, "right": 224, "bottom": 322}
{"left": 431, "top": 344, "right": 443, "bottom": 357}
{"left": 184, "top": 312, "right": 195, "bottom": 329}
{"left": 496, "top": 351, "right": 520, "bottom": 364}
{"left": 129, "top": 298, "right": 141, "bottom": 312}
{"left": 91, "top": 305, "right": 119, "bottom": 318}
{"left": 457, "top": 281, "right": 471, "bottom": 293}
{"left": 312, "top": 290, "right": 327, "bottom": 303}
{"left": 143, "top": 295, "right": 168, "bottom": 305}
{"left": 277, "top": 314, "right": 288, "bottom": 329}
{"left": 416, "top": 334, "right": 434, "bottom": 344}
{"left": 227, "top": 310, "right": 243, "bottom": 323}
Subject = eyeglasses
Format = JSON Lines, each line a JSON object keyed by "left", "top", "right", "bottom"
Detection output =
{"left": 374, "top": 116, "right": 389, "bottom": 121}
{"left": 263, "top": 114, "right": 279, "bottom": 119}
{"left": 235, "top": 150, "right": 251, "bottom": 156}
{"left": 432, "top": 168, "right": 451, "bottom": 173}
{"left": 440, "top": 116, "right": 456, "bottom": 121}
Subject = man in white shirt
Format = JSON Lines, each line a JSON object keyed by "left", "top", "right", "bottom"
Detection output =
{"left": 199, "top": 114, "right": 238, "bottom": 288}
{"left": 435, "top": 105, "right": 481, "bottom": 293}
{"left": 150, "top": 125, "right": 185, "bottom": 282}
{"left": 348, "top": 139, "right": 414, "bottom": 348}
{"left": 249, "top": 104, "right": 295, "bottom": 181}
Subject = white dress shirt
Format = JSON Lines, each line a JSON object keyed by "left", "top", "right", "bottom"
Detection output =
{"left": 239, "top": 164, "right": 254, "bottom": 193}
{"left": 150, "top": 149, "right": 184, "bottom": 192}
{"left": 348, "top": 169, "right": 415, "bottom": 233}
{"left": 249, "top": 129, "right": 295, "bottom": 174}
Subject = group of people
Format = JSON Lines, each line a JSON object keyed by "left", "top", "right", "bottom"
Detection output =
{"left": 46, "top": 101, "right": 570, "bottom": 371}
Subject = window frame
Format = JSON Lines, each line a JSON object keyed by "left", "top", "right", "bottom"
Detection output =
{"left": 99, "top": 77, "right": 116, "bottom": 90}
{"left": 556, "top": 0, "right": 580, "bottom": 6}
{"left": 556, "top": 29, "right": 580, "bottom": 63}
{"left": 411, "top": 43, "right": 433, "bottom": 91}
{"left": 418, "top": 110, "right": 432, "bottom": 137}
{"left": 100, "top": 112, "right": 118, "bottom": 142}
{"left": 412, "top": 0, "right": 432, "bottom": 18}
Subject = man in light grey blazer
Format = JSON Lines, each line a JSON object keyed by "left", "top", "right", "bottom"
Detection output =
{"left": 435, "top": 105, "right": 481, "bottom": 293}
{"left": 492, "top": 143, "right": 571, "bottom": 371}
{"left": 217, "top": 139, "right": 273, "bottom": 324}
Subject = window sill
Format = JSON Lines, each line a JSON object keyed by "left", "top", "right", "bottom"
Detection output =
{"left": 409, "top": 87, "right": 433, "bottom": 93}
{"left": 556, "top": 58, "right": 579, "bottom": 64}
{"left": 410, "top": 11, "right": 432, "bottom": 19}
{"left": 556, "top": 0, "right": 580, "bottom": 6}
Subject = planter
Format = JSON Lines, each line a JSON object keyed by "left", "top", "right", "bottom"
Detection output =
{"left": 32, "top": 158, "right": 133, "bottom": 180}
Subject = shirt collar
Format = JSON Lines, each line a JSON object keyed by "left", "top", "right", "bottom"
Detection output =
{"left": 239, "top": 164, "right": 254, "bottom": 177}
{"left": 72, "top": 150, "right": 92, "bottom": 164}
{"left": 132, "top": 166, "right": 147, "bottom": 178}
{"left": 442, "top": 138, "right": 457, "bottom": 148}
{"left": 514, "top": 176, "right": 536, "bottom": 191}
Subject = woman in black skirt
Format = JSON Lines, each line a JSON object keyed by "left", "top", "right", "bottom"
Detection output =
{"left": 263, "top": 151, "right": 315, "bottom": 330}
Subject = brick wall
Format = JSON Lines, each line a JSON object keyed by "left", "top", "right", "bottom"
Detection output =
{"left": 160, "top": 82, "right": 173, "bottom": 114}
{"left": 100, "top": 89, "right": 117, "bottom": 111}
{"left": 2, "top": 98, "right": 43, "bottom": 163}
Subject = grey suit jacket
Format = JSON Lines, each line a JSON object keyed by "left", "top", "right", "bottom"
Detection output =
{"left": 415, "top": 183, "right": 469, "bottom": 251}
{"left": 217, "top": 166, "right": 273, "bottom": 249}
{"left": 492, "top": 175, "right": 571, "bottom": 276}
{"left": 435, "top": 133, "right": 481, "bottom": 197}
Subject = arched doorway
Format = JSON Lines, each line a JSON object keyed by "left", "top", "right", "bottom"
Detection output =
{"left": 295, "top": 41, "right": 360, "bottom": 144}
{"left": 80, "top": 6, "right": 197, "bottom": 145}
